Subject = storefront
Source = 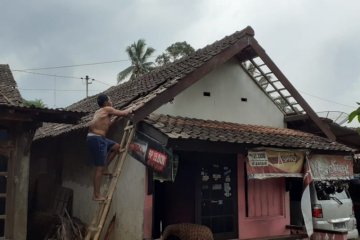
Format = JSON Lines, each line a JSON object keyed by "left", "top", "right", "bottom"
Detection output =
{"left": 134, "top": 117, "right": 355, "bottom": 240}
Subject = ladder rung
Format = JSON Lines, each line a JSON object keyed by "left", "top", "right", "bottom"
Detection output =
{"left": 0, "top": 172, "right": 7, "bottom": 177}
{"left": 119, "top": 148, "right": 127, "bottom": 153}
{"left": 124, "top": 125, "right": 134, "bottom": 131}
{"left": 0, "top": 215, "right": 6, "bottom": 219}
{"left": 97, "top": 198, "right": 110, "bottom": 204}
{"left": 0, "top": 193, "right": 6, "bottom": 198}
{"left": 88, "top": 226, "right": 101, "bottom": 232}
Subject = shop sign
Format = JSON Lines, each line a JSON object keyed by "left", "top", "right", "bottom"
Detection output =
{"left": 309, "top": 154, "right": 353, "bottom": 180}
{"left": 247, "top": 148, "right": 305, "bottom": 179}
{"left": 128, "top": 131, "right": 178, "bottom": 181}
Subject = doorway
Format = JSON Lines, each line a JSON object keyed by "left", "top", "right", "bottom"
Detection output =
{"left": 196, "top": 153, "right": 238, "bottom": 240}
{"left": 152, "top": 152, "right": 238, "bottom": 240}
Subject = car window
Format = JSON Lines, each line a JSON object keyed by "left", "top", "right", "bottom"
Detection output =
{"left": 315, "top": 181, "right": 349, "bottom": 200}
{"left": 328, "top": 189, "right": 349, "bottom": 200}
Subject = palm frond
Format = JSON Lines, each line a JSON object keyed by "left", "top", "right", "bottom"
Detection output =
{"left": 135, "top": 39, "right": 146, "bottom": 62}
{"left": 117, "top": 66, "right": 134, "bottom": 83}
{"left": 142, "top": 47, "right": 155, "bottom": 62}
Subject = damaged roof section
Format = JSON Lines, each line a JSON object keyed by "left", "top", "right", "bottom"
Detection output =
{"left": 35, "top": 27, "right": 256, "bottom": 139}
{"left": 286, "top": 114, "right": 360, "bottom": 151}
{"left": 142, "top": 114, "right": 353, "bottom": 152}
{"left": 0, "top": 65, "right": 87, "bottom": 124}
{"left": 35, "top": 26, "right": 333, "bottom": 140}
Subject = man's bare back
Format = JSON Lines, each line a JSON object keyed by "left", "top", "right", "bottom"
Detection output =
{"left": 89, "top": 106, "right": 131, "bottom": 136}
{"left": 89, "top": 107, "right": 112, "bottom": 136}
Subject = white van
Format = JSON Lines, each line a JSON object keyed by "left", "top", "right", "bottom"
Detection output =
{"left": 311, "top": 181, "right": 358, "bottom": 239}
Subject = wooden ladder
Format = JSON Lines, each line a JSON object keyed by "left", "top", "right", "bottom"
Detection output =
{"left": 84, "top": 120, "right": 135, "bottom": 240}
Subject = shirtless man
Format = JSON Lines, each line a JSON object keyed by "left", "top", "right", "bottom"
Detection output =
{"left": 87, "top": 94, "right": 133, "bottom": 201}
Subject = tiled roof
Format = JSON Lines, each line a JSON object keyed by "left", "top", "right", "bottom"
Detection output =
{"left": 0, "top": 64, "right": 24, "bottom": 106}
{"left": 0, "top": 65, "right": 87, "bottom": 124}
{"left": 143, "top": 114, "right": 353, "bottom": 152}
{"left": 35, "top": 26, "right": 255, "bottom": 140}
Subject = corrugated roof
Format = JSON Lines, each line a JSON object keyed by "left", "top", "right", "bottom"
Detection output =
{"left": 143, "top": 114, "right": 353, "bottom": 152}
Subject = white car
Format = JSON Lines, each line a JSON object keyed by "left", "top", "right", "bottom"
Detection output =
{"left": 311, "top": 181, "right": 359, "bottom": 239}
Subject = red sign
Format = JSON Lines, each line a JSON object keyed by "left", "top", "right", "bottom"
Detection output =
{"left": 147, "top": 148, "right": 168, "bottom": 172}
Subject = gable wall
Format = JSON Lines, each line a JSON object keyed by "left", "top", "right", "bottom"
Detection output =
{"left": 155, "top": 58, "right": 285, "bottom": 128}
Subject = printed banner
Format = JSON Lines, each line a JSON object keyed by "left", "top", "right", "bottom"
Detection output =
{"left": 128, "top": 131, "right": 177, "bottom": 181}
{"left": 247, "top": 148, "right": 305, "bottom": 179}
{"left": 309, "top": 154, "right": 353, "bottom": 180}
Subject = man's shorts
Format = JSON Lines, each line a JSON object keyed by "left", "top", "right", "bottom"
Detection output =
{"left": 86, "top": 133, "right": 117, "bottom": 166}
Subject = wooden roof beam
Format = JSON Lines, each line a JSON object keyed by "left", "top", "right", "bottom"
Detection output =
{"left": 249, "top": 39, "right": 336, "bottom": 141}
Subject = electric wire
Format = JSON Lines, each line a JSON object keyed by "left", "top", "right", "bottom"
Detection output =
{"left": 19, "top": 88, "right": 103, "bottom": 92}
{"left": 299, "top": 90, "right": 356, "bottom": 109}
{"left": 12, "top": 69, "right": 114, "bottom": 86}
{"left": 12, "top": 56, "right": 157, "bottom": 71}
{"left": 12, "top": 69, "right": 79, "bottom": 80}
{"left": 11, "top": 64, "right": 357, "bottom": 109}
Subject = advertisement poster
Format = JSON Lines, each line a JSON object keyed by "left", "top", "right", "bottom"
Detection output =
{"left": 247, "top": 148, "right": 305, "bottom": 179}
{"left": 309, "top": 154, "right": 353, "bottom": 180}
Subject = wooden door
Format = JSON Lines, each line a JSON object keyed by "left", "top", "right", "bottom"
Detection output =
{"left": 196, "top": 154, "right": 237, "bottom": 239}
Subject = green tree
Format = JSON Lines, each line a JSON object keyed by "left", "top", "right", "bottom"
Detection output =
{"left": 155, "top": 41, "right": 195, "bottom": 66}
{"left": 348, "top": 102, "right": 360, "bottom": 123}
{"left": 117, "top": 39, "right": 155, "bottom": 84}
{"left": 23, "top": 98, "right": 46, "bottom": 108}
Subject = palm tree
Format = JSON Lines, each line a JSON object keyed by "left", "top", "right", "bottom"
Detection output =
{"left": 117, "top": 39, "right": 155, "bottom": 84}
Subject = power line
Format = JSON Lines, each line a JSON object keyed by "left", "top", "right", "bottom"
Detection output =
{"left": 12, "top": 66, "right": 357, "bottom": 109}
{"left": 19, "top": 88, "right": 103, "bottom": 92}
{"left": 12, "top": 69, "right": 114, "bottom": 87}
{"left": 93, "top": 79, "right": 113, "bottom": 86}
{"left": 12, "top": 56, "right": 156, "bottom": 71}
{"left": 12, "top": 59, "right": 130, "bottom": 71}
{"left": 12, "top": 69, "right": 80, "bottom": 80}
{"left": 299, "top": 90, "right": 356, "bottom": 109}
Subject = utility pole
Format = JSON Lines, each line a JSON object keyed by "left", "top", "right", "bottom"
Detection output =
{"left": 81, "top": 75, "right": 94, "bottom": 97}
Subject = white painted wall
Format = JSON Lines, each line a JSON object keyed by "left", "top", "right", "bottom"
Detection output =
{"left": 155, "top": 58, "right": 285, "bottom": 128}
{"left": 61, "top": 137, "right": 146, "bottom": 240}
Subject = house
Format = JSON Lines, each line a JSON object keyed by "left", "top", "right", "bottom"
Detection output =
{"left": 0, "top": 64, "right": 86, "bottom": 240}
{"left": 31, "top": 26, "right": 355, "bottom": 240}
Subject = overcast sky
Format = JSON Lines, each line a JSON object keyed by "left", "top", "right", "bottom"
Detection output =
{"left": 1, "top": 0, "right": 360, "bottom": 127}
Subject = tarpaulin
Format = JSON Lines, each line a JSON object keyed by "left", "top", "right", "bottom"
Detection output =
{"left": 247, "top": 148, "right": 305, "bottom": 179}
{"left": 308, "top": 154, "right": 353, "bottom": 180}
